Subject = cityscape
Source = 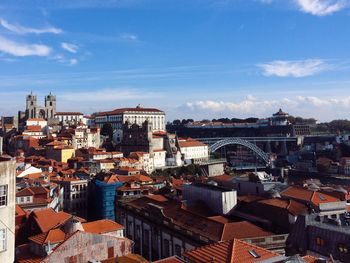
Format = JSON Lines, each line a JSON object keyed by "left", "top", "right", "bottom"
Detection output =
{"left": 1, "top": 1, "right": 350, "bottom": 263}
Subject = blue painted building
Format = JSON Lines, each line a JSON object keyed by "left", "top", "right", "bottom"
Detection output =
{"left": 90, "top": 179, "right": 123, "bottom": 220}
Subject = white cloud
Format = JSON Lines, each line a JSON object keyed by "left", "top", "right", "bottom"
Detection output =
{"left": 61, "top": 42, "right": 79, "bottom": 53}
{"left": 59, "top": 88, "right": 163, "bottom": 102}
{"left": 0, "top": 35, "right": 52, "bottom": 57}
{"left": 0, "top": 18, "right": 62, "bottom": 34}
{"left": 69, "top": 58, "right": 78, "bottom": 65}
{"left": 184, "top": 95, "right": 350, "bottom": 120}
{"left": 295, "top": 0, "right": 347, "bottom": 16}
{"left": 258, "top": 59, "right": 329, "bottom": 77}
{"left": 119, "top": 33, "right": 138, "bottom": 41}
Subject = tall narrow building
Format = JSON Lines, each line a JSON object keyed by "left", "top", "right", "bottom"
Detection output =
{"left": 44, "top": 92, "right": 56, "bottom": 119}
{"left": 0, "top": 156, "right": 16, "bottom": 263}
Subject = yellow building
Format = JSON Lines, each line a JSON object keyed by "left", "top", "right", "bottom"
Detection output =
{"left": 46, "top": 141, "right": 75, "bottom": 163}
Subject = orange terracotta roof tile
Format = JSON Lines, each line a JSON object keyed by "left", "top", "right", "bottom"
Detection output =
{"left": 154, "top": 256, "right": 184, "bottom": 263}
{"left": 221, "top": 221, "right": 272, "bottom": 241}
{"left": 82, "top": 219, "right": 124, "bottom": 234}
{"left": 25, "top": 125, "right": 42, "bottom": 132}
{"left": 96, "top": 107, "right": 163, "bottom": 116}
{"left": 31, "top": 208, "right": 72, "bottom": 233}
{"left": 16, "top": 188, "right": 35, "bottom": 197}
{"left": 302, "top": 255, "right": 320, "bottom": 263}
{"left": 28, "top": 228, "right": 66, "bottom": 245}
{"left": 55, "top": 112, "right": 83, "bottom": 116}
{"left": 104, "top": 174, "right": 120, "bottom": 184}
{"left": 16, "top": 204, "right": 26, "bottom": 217}
{"left": 117, "top": 174, "right": 153, "bottom": 183}
{"left": 179, "top": 139, "right": 207, "bottom": 148}
{"left": 184, "top": 239, "right": 279, "bottom": 263}
{"left": 27, "top": 118, "right": 46, "bottom": 121}
{"left": 257, "top": 198, "right": 307, "bottom": 216}
{"left": 281, "top": 186, "right": 340, "bottom": 206}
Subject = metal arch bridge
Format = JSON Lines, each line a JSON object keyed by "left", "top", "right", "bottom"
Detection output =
{"left": 208, "top": 138, "right": 271, "bottom": 164}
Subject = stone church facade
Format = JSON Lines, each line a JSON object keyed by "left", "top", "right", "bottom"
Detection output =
{"left": 25, "top": 92, "right": 56, "bottom": 120}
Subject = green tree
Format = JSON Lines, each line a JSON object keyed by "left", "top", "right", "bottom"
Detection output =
{"left": 101, "top": 123, "right": 113, "bottom": 138}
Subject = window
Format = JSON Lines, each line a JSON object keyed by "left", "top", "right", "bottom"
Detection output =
{"left": 0, "top": 185, "right": 7, "bottom": 207}
{"left": 136, "top": 225, "right": 141, "bottom": 240}
{"left": 0, "top": 229, "right": 6, "bottom": 252}
{"left": 338, "top": 243, "right": 349, "bottom": 254}
{"left": 163, "top": 239, "right": 170, "bottom": 257}
{"left": 316, "top": 237, "right": 326, "bottom": 247}
{"left": 174, "top": 244, "right": 182, "bottom": 257}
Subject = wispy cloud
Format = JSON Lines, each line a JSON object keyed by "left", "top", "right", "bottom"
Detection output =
{"left": 61, "top": 42, "right": 79, "bottom": 53}
{"left": 59, "top": 88, "right": 163, "bottom": 102}
{"left": 295, "top": 0, "right": 348, "bottom": 16}
{"left": 0, "top": 35, "right": 52, "bottom": 56}
{"left": 184, "top": 95, "right": 350, "bottom": 120}
{"left": 0, "top": 18, "right": 62, "bottom": 34}
{"left": 258, "top": 59, "right": 330, "bottom": 77}
{"left": 69, "top": 58, "right": 78, "bottom": 65}
{"left": 119, "top": 33, "right": 138, "bottom": 42}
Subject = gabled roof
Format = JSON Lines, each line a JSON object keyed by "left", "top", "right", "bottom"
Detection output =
{"left": 221, "top": 221, "right": 272, "bottom": 241}
{"left": 281, "top": 186, "right": 340, "bottom": 206}
{"left": 82, "top": 219, "right": 124, "bottom": 234}
{"left": 183, "top": 239, "right": 279, "bottom": 263}
{"left": 25, "top": 125, "right": 42, "bottom": 132}
{"left": 31, "top": 208, "right": 74, "bottom": 233}
{"left": 28, "top": 228, "right": 66, "bottom": 245}
{"left": 16, "top": 188, "right": 35, "bottom": 197}
{"left": 178, "top": 138, "right": 207, "bottom": 148}
{"left": 154, "top": 256, "right": 185, "bottom": 263}
{"left": 257, "top": 198, "right": 307, "bottom": 216}
{"left": 116, "top": 174, "right": 153, "bottom": 183}
{"left": 126, "top": 196, "right": 271, "bottom": 242}
{"left": 16, "top": 204, "right": 27, "bottom": 217}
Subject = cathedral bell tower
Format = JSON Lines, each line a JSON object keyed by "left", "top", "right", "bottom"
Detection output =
{"left": 45, "top": 92, "right": 56, "bottom": 119}
{"left": 26, "top": 92, "right": 37, "bottom": 118}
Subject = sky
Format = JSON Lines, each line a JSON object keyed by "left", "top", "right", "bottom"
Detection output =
{"left": 0, "top": 0, "right": 350, "bottom": 122}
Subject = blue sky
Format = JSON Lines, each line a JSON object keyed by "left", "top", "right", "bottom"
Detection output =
{"left": 1, "top": 0, "right": 350, "bottom": 121}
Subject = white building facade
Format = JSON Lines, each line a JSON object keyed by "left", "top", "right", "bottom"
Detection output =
{"left": 55, "top": 112, "right": 85, "bottom": 126}
{"left": 0, "top": 157, "right": 16, "bottom": 263}
{"left": 95, "top": 106, "right": 166, "bottom": 132}
{"left": 183, "top": 183, "right": 237, "bottom": 215}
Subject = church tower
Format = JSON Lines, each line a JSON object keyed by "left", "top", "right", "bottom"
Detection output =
{"left": 45, "top": 92, "right": 56, "bottom": 119}
{"left": 26, "top": 92, "right": 37, "bottom": 119}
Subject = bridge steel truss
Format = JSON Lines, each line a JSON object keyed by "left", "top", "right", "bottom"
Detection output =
{"left": 208, "top": 138, "right": 271, "bottom": 164}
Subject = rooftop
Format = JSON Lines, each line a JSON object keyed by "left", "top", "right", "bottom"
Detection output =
{"left": 183, "top": 238, "right": 279, "bottom": 263}
{"left": 82, "top": 219, "right": 124, "bottom": 234}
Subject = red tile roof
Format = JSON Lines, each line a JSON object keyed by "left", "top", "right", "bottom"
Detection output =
{"left": 82, "top": 219, "right": 124, "bottom": 234}
{"left": 28, "top": 228, "right": 66, "bottom": 245}
{"left": 281, "top": 186, "right": 340, "bottom": 206}
{"left": 25, "top": 125, "right": 42, "bottom": 132}
{"left": 96, "top": 107, "right": 163, "bottom": 116}
{"left": 27, "top": 118, "right": 46, "bottom": 121}
{"left": 117, "top": 174, "right": 153, "bottom": 183}
{"left": 127, "top": 196, "right": 271, "bottom": 242}
{"left": 257, "top": 198, "right": 307, "bottom": 216}
{"left": 31, "top": 208, "right": 73, "bottom": 233}
{"left": 55, "top": 112, "right": 83, "bottom": 116}
{"left": 183, "top": 239, "right": 279, "bottom": 263}
{"left": 16, "top": 204, "right": 27, "bottom": 217}
{"left": 16, "top": 188, "right": 35, "bottom": 197}
{"left": 154, "top": 256, "right": 184, "bottom": 263}
{"left": 178, "top": 138, "right": 207, "bottom": 148}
